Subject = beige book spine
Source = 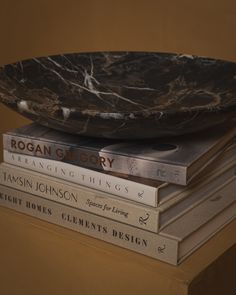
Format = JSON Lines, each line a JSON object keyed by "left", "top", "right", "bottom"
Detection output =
{"left": 0, "top": 163, "right": 160, "bottom": 232}
{"left": 1, "top": 161, "right": 235, "bottom": 233}
{"left": 3, "top": 150, "right": 158, "bottom": 206}
{"left": 0, "top": 184, "right": 179, "bottom": 265}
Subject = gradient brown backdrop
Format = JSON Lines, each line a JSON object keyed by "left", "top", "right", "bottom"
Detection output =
{"left": 0, "top": 2, "right": 236, "bottom": 294}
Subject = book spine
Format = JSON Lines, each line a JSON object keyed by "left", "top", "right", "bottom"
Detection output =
{"left": 0, "top": 163, "right": 160, "bottom": 232}
{"left": 0, "top": 184, "right": 179, "bottom": 265}
{"left": 3, "top": 134, "right": 187, "bottom": 185}
{"left": 3, "top": 150, "right": 158, "bottom": 207}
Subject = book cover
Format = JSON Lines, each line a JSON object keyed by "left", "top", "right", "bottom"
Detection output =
{"left": 4, "top": 122, "right": 236, "bottom": 184}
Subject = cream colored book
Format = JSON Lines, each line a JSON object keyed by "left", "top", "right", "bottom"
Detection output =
{"left": 4, "top": 122, "right": 236, "bottom": 185}
{"left": 0, "top": 159, "right": 235, "bottom": 233}
{"left": 3, "top": 140, "right": 236, "bottom": 208}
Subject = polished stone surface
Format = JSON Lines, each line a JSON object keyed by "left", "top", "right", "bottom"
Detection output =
{"left": 1, "top": 52, "right": 236, "bottom": 139}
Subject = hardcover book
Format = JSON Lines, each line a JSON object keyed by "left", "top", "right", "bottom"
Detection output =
{"left": 3, "top": 122, "right": 236, "bottom": 185}
{"left": 1, "top": 159, "right": 235, "bottom": 232}
{"left": 0, "top": 179, "right": 235, "bottom": 265}
{"left": 3, "top": 140, "right": 236, "bottom": 207}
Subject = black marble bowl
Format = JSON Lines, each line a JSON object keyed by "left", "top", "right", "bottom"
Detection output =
{"left": 1, "top": 52, "right": 236, "bottom": 139}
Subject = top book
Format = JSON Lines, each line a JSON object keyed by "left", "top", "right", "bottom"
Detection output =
{"left": 3, "top": 122, "right": 236, "bottom": 185}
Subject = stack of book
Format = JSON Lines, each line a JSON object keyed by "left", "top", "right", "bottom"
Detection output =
{"left": 0, "top": 123, "right": 235, "bottom": 265}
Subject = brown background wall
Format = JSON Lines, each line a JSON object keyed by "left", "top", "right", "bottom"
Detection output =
{"left": 1, "top": 0, "right": 236, "bottom": 156}
{"left": 0, "top": 2, "right": 236, "bottom": 294}
{"left": 1, "top": 0, "right": 236, "bottom": 64}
